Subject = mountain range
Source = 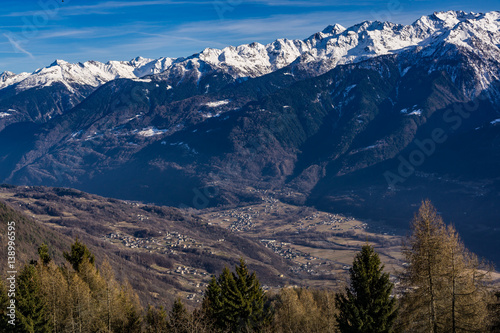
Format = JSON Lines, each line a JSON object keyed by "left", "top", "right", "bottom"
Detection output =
{"left": 1, "top": 10, "right": 499, "bottom": 263}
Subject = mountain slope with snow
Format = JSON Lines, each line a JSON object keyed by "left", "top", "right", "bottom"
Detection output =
{"left": 2, "top": 10, "right": 499, "bottom": 95}
{"left": 154, "top": 11, "right": 500, "bottom": 84}
{"left": 0, "top": 57, "right": 175, "bottom": 92}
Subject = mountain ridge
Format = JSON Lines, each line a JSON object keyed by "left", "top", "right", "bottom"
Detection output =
{"left": 3, "top": 10, "right": 499, "bottom": 94}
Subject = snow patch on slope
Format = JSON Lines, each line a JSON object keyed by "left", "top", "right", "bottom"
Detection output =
{"left": 137, "top": 127, "right": 168, "bottom": 137}
{"left": 204, "top": 100, "right": 230, "bottom": 107}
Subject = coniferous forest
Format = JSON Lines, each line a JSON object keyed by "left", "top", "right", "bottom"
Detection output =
{"left": 0, "top": 200, "right": 499, "bottom": 332}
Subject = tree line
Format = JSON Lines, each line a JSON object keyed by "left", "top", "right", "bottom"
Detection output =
{"left": 1, "top": 200, "right": 499, "bottom": 332}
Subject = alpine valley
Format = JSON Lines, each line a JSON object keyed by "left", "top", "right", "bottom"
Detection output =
{"left": 1, "top": 10, "right": 500, "bottom": 267}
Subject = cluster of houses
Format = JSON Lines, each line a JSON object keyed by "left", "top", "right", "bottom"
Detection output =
{"left": 103, "top": 230, "right": 203, "bottom": 253}
{"left": 260, "top": 239, "right": 305, "bottom": 260}
{"left": 207, "top": 206, "right": 261, "bottom": 232}
{"left": 289, "top": 262, "right": 319, "bottom": 275}
{"left": 173, "top": 265, "right": 208, "bottom": 277}
{"left": 259, "top": 239, "right": 318, "bottom": 263}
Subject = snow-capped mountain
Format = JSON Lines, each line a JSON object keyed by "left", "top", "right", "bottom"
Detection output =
{"left": 133, "top": 10, "right": 500, "bottom": 84}
{"left": 0, "top": 57, "right": 175, "bottom": 92}
{"left": 0, "top": 57, "right": 177, "bottom": 128}
{"left": 2, "top": 10, "right": 499, "bottom": 95}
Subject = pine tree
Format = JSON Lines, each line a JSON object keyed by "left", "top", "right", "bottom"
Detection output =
{"left": 37, "top": 243, "right": 51, "bottom": 266}
{"left": 227, "top": 258, "right": 266, "bottom": 331}
{"left": 335, "top": 245, "right": 397, "bottom": 333}
{"left": 202, "top": 274, "right": 222, "bottom": 324}
{"left": 16, "top": 264, "right": 51, "bottom": 333}
{"left": 63, "top": 237, "right": 95, "bottom": 272}
{"left": 202, "top": 258, "right": 267, "bottom": 332}
{"left": 168, "top": 298, "right": 191, "bottom": 333}
{"left": 144, "top": 305, "right": 168, "bottom": 333}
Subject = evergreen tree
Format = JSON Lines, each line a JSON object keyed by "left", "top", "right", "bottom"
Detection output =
{"left": 63, "top": 237, "right": 95, "bottom": 272}
{"left": 37, "top": 243, "right": 51, "bottom": 266}
{"left": 202, "top": 258, "right": 267, "bottom": 332}
{"left": 16, "top": 264, "right": 51, "bottom": 333}
{"left": 144, "top": 305, "right": 168, "bottom": 333}
{"left": 168, "top": 298, "right": 191, "bottom": 333}
{"left": 335, "top": 245, "right": 397, "bottom": 333}
{"left": 202, "top": 274, "right": 222, "bottom": 325}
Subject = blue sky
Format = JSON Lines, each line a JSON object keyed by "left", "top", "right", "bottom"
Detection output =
{"left": 1, "top": 0, "right": 498, "bottom": 74}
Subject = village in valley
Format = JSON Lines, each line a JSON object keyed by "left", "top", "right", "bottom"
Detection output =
{"left": 98, "top": 189, "right": 404, "bottom": 299}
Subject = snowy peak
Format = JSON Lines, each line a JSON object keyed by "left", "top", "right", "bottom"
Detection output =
{"left": 1, "top": 71, "right": 16, "bottom": 78}
{"left": 431, "top": 10, "right": 483, "bottom": 27}
{"left": 322, "top": 23, "right": 346, "bottom": 35}
{"left": 1, "top": 57, "right": 176, "bottom": 92}
{"left": 48, "top": 59, "right": 69, "bottom": 67}
{"left": 0, "top": 71, "right": 30, "bottom": 90}
{"left": 1, "top": 11, "right": 500, "bottom": 94}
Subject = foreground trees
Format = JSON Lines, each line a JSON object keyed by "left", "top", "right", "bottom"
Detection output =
{"left": 335, "top": 245, "right": 397, "bottom": 333}
{"left": 4, "top": 239, "right": 142, "bottom": 333}
{"left": 202, "top": 258, "right": 268, "bottom": 332}
{"left": 16, "top": 264, "right": 51, "bottom": 332}
{"left": 270, "top": 287, "right": 337, "bottom": 332}
{"left": 398, "top": 200, "right": 491, "bottom": 332}
{"left": 3, "top": 200, "right": 500, "bottom": 332}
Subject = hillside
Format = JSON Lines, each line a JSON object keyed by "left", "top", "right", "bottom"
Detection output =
{"left": 0, "top": 185, "right": 406, "bottom": 307}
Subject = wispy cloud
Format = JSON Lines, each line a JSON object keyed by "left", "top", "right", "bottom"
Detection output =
{"left": 3, "top": 33, "right": 35, "bottom": 59}
{"left": 37, "top": 29, "right": 96, "bottom": 39}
